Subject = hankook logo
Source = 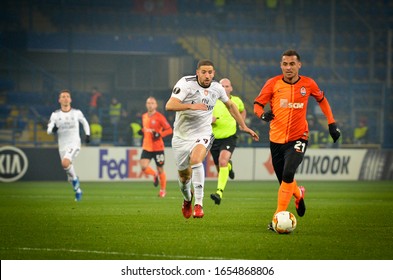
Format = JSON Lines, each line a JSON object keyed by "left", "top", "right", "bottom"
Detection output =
{"left": 0, "top": 146, "right": 28, "bottom": 182}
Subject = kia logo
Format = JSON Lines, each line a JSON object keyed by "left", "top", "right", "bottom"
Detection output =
{"left": 0, "top": 146, "right": 28, "bottom": 182}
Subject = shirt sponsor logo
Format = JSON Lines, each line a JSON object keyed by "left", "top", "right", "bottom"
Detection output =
{"left": 202, "top": 98, "right": 214, "bottom": 110}
{"left": 0, "top": 146, "right": 28, "bottom": 182}
{"left": 280, "top": 99, "right": 304, "bottom": 109}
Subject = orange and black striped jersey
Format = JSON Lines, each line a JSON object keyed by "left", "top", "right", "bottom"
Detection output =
{"left": 141, "top": 111, "right": 173, "bottom": 152}
{"left": 254, "top": 75, "right": 336, "bottom": 144}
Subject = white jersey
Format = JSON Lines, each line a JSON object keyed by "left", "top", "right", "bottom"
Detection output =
{"left": 47, "top": 108, "right": 90, "bottom": 151}
{"left": 170, "top": 75, "right": 229, "bottom": 140}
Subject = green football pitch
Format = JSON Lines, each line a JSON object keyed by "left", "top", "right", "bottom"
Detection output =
{"left": 0, "top": 180, "right": 392, "bottom": 260}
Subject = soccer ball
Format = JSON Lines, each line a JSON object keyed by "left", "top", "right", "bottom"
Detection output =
{"left": 272, "top": 211, "right": 297, "bottom": 234}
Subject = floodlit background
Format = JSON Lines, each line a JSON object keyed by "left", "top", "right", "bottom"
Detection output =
{"left": 0, "top": 0, "right": 392, "bottom": 148}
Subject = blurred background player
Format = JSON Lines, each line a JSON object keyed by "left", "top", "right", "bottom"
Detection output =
{"left": 139, "top": 97, "right": 173, "bottom": 197}
{"left": 89, "top": 114, "right": 102, "bottom": 146}
{"left": 166, "top": 59, "right": 259, "bottom": 219}
{"left": 89, "top": 87, "right": 103, "bottom": 120}
{"left": 47, "top": 89, "right": 90, "bottom": 201}
{"left": 254, "top": 49, "right": 341, "bottom": 230}
{"left": 108, "top": 97, "right": 122, "bottom": 145}
{"left": 353, "top": 118, "right": 368, "bottom": 144}
{"left": 210, "top": 78, "right": 246, "bottom": 205}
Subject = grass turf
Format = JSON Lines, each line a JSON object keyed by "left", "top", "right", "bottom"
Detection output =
{"left": 0, "top": 180, "right": 392, "bottom": 260}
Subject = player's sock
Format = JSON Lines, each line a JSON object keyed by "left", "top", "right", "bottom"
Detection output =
{"left": 143, "top": 166, "right": 156, "bottom": 177}
{"left": 191, "top": 163, "right": 204, "bottom": 206}
{"left": 292, "top": 179, "right": 301, "bottom": 199}
{"left": 159, "top": 172, "right": 166, "bottom": 191}
{"left": 179, "top": 178, "right": 192, "bottom": 201}
{"left": 75, "top": 187, "right": 82, "bottom": 201}
{"left": 228, "top": 160, "right": 235, "bottom": 179}
{"left": 64, "top": 165, "right": 77, "bottom": 181}
{"left": 217, "top": 166, "right": 229, "bottom": 196}
{"left": 274, "top": 181, "right": 295, "bottom": 217}
{"left": 227, "top": 161, "right": 232, "bottom": 172}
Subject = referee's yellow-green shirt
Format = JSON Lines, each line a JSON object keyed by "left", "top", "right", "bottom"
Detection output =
{"left": 212, "top": 95, "right": 245, "bottom": 139}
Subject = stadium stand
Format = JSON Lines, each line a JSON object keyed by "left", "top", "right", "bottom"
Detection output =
{"left": 0, "top": 0, "right": 392, "bottom": 147}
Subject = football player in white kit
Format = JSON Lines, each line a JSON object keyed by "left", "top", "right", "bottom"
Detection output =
{"left": 166, "top": 60, "right": 259, "bottom": 219}
{"left": 47, "top": 89, "right": 90, "bottom": 201}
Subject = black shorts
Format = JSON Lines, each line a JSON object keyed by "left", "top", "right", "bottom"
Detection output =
{"left": 140, "top": 150, "right": 165, "bottom": 167}
{"left": 270, "top": 139, "right": 308, "bottom": 183}
{"left": 210, "top": 134, "right": 237, "bottom": 166}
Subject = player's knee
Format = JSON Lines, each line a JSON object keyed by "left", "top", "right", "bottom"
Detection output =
{"left": 282, "top": 171, "right": 295, "bottom": 182}
{"left": 157, "top": 167, "right": 164, "bottom": 174}
{"left": 218, "top": 158, "right": 229, "bottom": 167}
{"left": 61, "top": 160, "right": 71, "bottom": 169}
{"left": 179, "top": 175, "right": 191, "bottom": 184}
{"left": 178, "top": 168, "right": 191, "bottom": 182}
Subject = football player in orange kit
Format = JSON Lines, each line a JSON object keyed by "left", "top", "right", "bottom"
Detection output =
{"left": 253, "top": 49, "right": 341, "bottom": 231}
{"left": 139, "top": 97, "right": 173, "bottom": 197}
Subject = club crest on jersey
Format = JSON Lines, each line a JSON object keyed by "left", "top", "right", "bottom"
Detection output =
{"left": 300, "top": 87, "right": 306, "bottom": 96}
{"left": 204, "top": 90, "right": 209, "bottom": 96}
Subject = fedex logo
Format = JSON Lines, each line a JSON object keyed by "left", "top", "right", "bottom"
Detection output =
{"left": 99, "top": 149, "right": 143, "bottom": 179}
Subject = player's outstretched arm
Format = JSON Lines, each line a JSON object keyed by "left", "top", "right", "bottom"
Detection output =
{"left": 165, "top": 97, "right": 207, "bottom": 112}
{"left": 226, "top": 100, "right": 259, "bottom": 141}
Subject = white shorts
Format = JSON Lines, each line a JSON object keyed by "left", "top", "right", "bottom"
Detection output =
{"left": 172, "top": 134, "right": 214, "bottom": 171}
{"left": 59, "top": 146, "right": 80, "bottom": 163}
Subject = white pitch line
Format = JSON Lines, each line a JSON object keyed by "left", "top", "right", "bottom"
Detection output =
{"left": 1, "top": 247, "right": 240, "bottom": 260}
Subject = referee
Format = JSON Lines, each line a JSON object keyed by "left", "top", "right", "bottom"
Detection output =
{"left": 210, "top": 78, "right": 246, "bottom": 205}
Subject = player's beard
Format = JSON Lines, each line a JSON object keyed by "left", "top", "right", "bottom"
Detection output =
{"left": 201, "top": 78, "right": 211, "bottom": 87}
{"left": 283, "top": 72, "right": 298, "bottom": 83}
